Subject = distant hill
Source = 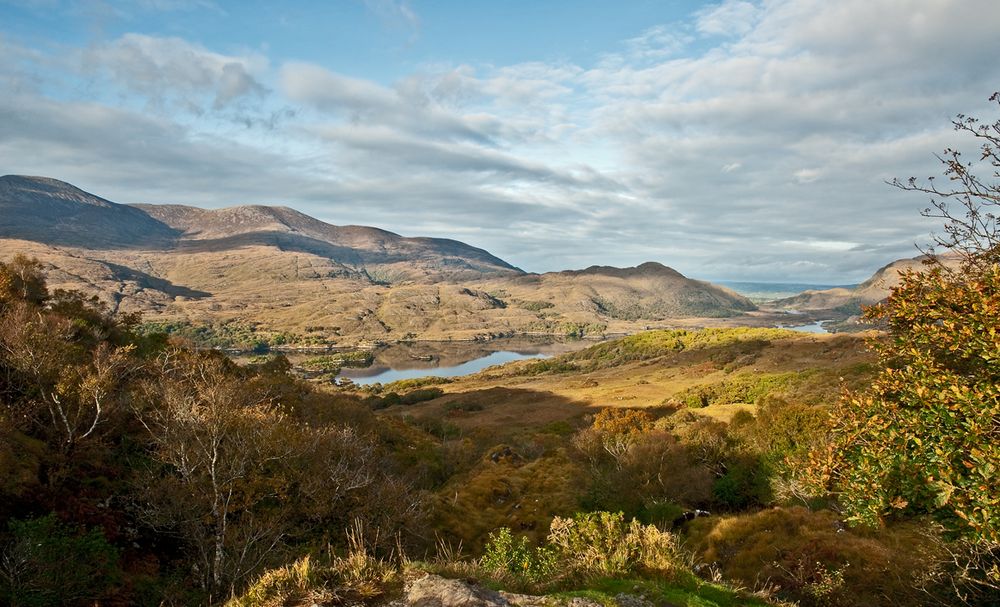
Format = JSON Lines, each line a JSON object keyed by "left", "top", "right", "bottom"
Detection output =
{"left": 0, "top": 176, "right": 759, "bottom": 344}
{"left": 0, "top": 175, "right": 179, "bottom": 249}
{"left": 499, "top": 262, "right": 755, "bottom": 320}
{"left": 132, "top": 202, "right": 519, "bottom": 280}
{"left": 773, "top": 254, "right": 961, "bottom": 315}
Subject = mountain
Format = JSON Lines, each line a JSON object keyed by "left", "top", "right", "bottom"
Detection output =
{"left": 0, "top": 176, "right": 758, "bottom": 343}
{"left": 496, "top": 262, "right": 755, "bottom": 320}
{"left": 132, "top": 202, "right": 519, "bottom": 280}
{"left": 0, "top": 175, "right": 179, "bottom": 248}
{"left": 773, "top": 254, "right": 961, "bottom": 314}
{"left": 0, "top": 175, "right": 518, "bottom": 282}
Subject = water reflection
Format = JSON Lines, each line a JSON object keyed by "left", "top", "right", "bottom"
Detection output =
{"left": 335, "top": 337, "right": 589, "bottom": 386}
{"left": 783, "top": 321, "right": 830, "bottom": 334}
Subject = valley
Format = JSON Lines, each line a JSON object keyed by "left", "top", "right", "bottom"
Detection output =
{"left": 0, "top": 174, "right": 991, "bottom": 607}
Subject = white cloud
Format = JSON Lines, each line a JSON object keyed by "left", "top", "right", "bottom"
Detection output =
{"left": 695, "top": 0, "right": 762, "bottom": 37}
{"left": 3, "top": 0, "right": 1000, "bottom": 281}
{"left": 82, "top": 34, "right": 268, "bottom": 112}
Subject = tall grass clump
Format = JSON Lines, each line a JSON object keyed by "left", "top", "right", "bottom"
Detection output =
{"left": 227, "top": 524, "right": 402, "bottom": 607}
{"left": 476, "top": 512, "right": 683, "bottom": 592}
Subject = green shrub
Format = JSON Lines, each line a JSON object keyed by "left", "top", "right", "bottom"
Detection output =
{"left": 676, "top": 372, "right": 806, "bottom": 408}
{"left": 0, "top": 514, "right": 121, "bottom": 607}
{"left": 381, "top": 376, "right": 453, "bottom": 393}
{"left": 399, "top": 388, "right": 444, "bottom": 405}
{"left": 480, "top": 528, "right": 558, "bottom": 585}
{"left": 712, "top": 458, "right": 772, "bottom": 510}
{"left": 546, "top": 511, "right": 681, "bottom": 578}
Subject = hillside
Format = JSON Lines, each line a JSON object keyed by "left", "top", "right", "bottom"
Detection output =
{"left": 0, "top": 176, "right": 760, "bottom": 344}
{"left": 771, "top": 254, "right": 961, "bottom": 316}
{"left": 0, "top": 175, "right": 179, "bottom": 248}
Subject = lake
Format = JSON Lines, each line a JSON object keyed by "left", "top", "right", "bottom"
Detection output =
{"left": 783, "top": 320, "right": 831, "bottom": 334}
{"left": 332, "top": 337, "right": 589, "bottom": 386}
{"left": 337, "top": 350, "right": 548, "bottom": 385}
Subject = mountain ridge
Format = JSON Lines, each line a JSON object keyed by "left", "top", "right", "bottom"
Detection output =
{"left": 0, "top": 175, "right": 761, "bottom": 343}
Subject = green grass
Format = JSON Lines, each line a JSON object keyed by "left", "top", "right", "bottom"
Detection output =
{"left": 674, "top": 371, "right": 812, "bottom": 408}
{"left": 377, "top": 376, "right": 454, "bottom": 393}
{"left": 566, "top": 328, "right": 798, "bottom": 368}
{"left": 553, "top": 576, "right": 773, "bottom": 607}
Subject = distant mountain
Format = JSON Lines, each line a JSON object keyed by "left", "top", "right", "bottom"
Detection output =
{"left": 0, "top": 175, "right": 518, "bottom": 281}
{"left": 0, "top": 175, "right": 179, "bottom": 248}
{"left": 133, "top": 202, "right": 519, "bottom": 280}
{"left": 0, "top": 176, "right": 759, "bottom": 343}
{"left": 501, "top": 262, "right": 755, "bottom": 320}
{"left": 773, "top": 254, "right": 961, "bottom": 314}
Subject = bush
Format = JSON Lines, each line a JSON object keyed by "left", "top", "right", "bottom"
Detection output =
{"left": 687, "top": 507, "right": 945, "bottom": 607}
{"left": 480, "top": 528, "right": 558, "bottom": 586}
{"left": 227, "top": 532, "right": 400, "bottom": 607}
{"left": 712, "top": 458, "right": 772, "bottom": 510}
{"left": 0, "top": 514, "right": 121, "bottom": 607}
{"left": 546, "top": 511, "right": 681, "bottom": 579}
{"left": 400, "top": 388, "right": 445, "bottom": 405}
{"left": 475, "top": 512, "right": 683, "bottom": 592}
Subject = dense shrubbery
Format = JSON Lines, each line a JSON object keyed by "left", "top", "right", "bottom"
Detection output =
{"left": 688, "top": 507, "right": 948, "bottom": 607}
{"left": 0, "top": 256, "right": 425, "bottom": 605}
{"left": 138, "top": 319, "right": 304, "bottom": 352}
{"left": 479, "top": 512, "right": 682, "bottom": 590}
{"left": 674, "top": 372, "right": 806, "bottom": 408}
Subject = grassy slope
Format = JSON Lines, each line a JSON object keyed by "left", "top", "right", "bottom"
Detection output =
{"left": 381, "top": 328, "right": 874, "bottom": 438}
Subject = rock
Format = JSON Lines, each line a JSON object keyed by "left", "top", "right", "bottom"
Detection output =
{"left": 613, "top": 593, "right": 654, "bottom": 607}
{"left": 500, "top": 591, "right": 553, "bottom": 607}
{"left": 403, "top": 574, "right": 511, "bottom": 607}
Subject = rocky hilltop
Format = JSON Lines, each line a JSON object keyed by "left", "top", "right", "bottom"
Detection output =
{"left": 0, "top": 175, "right": 759, "bottom": 343}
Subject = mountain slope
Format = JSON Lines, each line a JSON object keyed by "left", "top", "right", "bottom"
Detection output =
{"left": 0, "top": 176, "right": 760, "bottom": 343}
{"left": 773, "top": 254, "right": 961, "bottom": 313}
{"left": 0, "top": 175, "right": 179, "bottom": 248}
{"left": 133, "top": 202, "right": 519, "bottom": 278}
{"left": 497, "top": 262, "right": 755, "bottom": 320}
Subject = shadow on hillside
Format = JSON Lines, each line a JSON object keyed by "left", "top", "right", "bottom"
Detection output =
{"left": 173, "top": 231, "right": 499, "bottom": 275}
{"left": 388, "top": 386, "right": 596, "bottom": 436}
{"left": 105, "top": 262, "right": 211, "bottom": 299}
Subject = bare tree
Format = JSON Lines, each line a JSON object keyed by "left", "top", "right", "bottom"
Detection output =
{"left": 891, "top": 92, "right": 1000, "bottom": 268}
{"left": 0, "top": 302, "right": 139, "bottom": 452}
{"left": 137, "top": 350, "right": 299, "bottom": 601}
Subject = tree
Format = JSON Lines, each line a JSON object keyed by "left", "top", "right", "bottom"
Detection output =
{"left": 890, "top": 92, "right": 1000, "bottom": 268}
{"left": 818, "top": 93, "right": 1000, "bottom": 597}
{"left": 137, "top": 349, "right": 300, "bottom": 601}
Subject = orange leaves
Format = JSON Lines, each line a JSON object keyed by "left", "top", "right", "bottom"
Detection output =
{"left": 824, "top": 259, "right": 1000, "bottom": 544}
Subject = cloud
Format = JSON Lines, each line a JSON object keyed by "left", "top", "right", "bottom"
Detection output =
{"left": 82, "top": 34, "right": 268, "bottom": 112}
{"left": 363, "top": 0, "right": 420, "bottom": 39}
{"left": 280, "top": 61, "right": 505, "bottom": 144}
{"left": 3, "top": 0, "right": 1000, "bottom": 282}
{"left": 695, "top": 0, "right": 761, "bottom": 37}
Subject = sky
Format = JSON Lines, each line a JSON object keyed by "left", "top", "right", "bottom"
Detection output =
{"left": 1, "top": 0, "right": 999, "bottom": 282}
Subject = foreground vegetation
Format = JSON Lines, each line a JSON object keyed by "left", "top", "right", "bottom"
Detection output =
{"left": 1, "top": 253, "right": 992, "bottom": 606}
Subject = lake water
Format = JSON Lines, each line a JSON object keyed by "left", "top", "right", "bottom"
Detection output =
{"left": 337, "top": 350, "right": 549, "bottom": 385}
{"left": 783, "top": 321, "right": 831, "bottom": 334}
{"left": 325, "top": 337, "right": 588, "bottom": 386}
